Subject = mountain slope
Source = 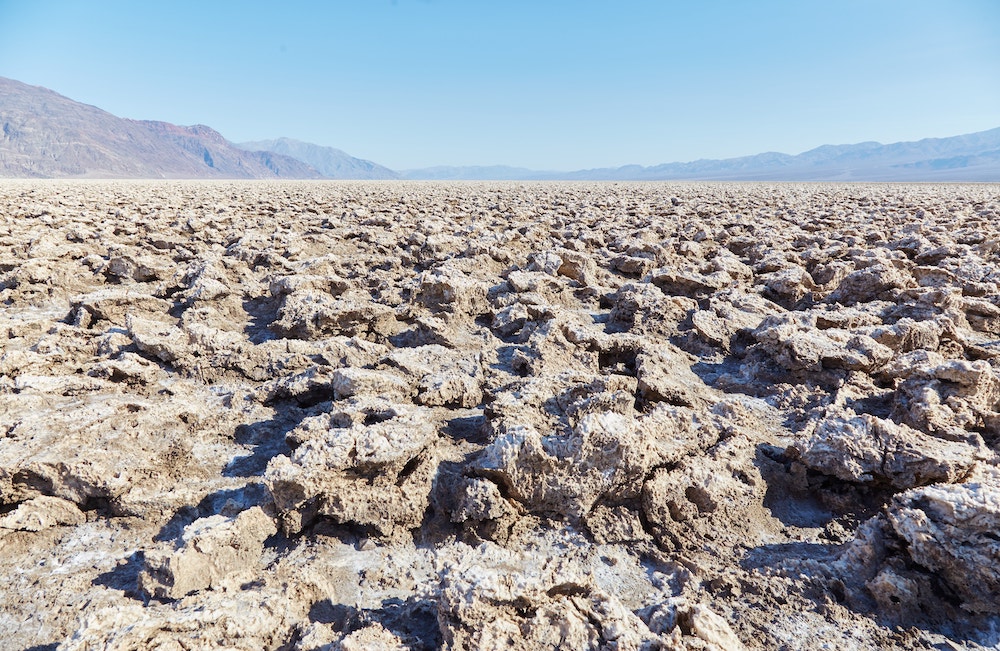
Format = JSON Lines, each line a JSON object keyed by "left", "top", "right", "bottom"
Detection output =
{"left": 238, "top": 138, "right": 398, "bottom": 180}
{"left": 404, "top": 128, "right": 1000, "bottom": 181}
{"left": 0, "top": 77, "right": 322, "bottom": 179}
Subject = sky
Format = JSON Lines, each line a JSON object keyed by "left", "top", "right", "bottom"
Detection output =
{"left": 1, "top": 1, "right": 998, "bottom": 170}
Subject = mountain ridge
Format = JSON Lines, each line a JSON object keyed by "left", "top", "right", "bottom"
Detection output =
{"left": 0, "top": 76, "right": 322, "bottom": 179}
{"left": 397, "top": 128, "right": 1000, "bottom": 181}
{"left": 1, "top": 75, "right": 998, "bottom": 181}
{"left": 237, "top": 138, "right": 398, "bottom": 180}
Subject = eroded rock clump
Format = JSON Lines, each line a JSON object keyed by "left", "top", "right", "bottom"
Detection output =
{"left": 2, "top": 181, "right": 999, "bottom": 649}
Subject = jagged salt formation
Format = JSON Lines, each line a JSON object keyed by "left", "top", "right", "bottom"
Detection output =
{"left": 0, "top": 181, "right": 999, "bottom": 650}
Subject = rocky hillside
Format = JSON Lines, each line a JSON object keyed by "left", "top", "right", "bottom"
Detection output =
{"left": 0, "top": 77, "right": 322, "bottom": 179}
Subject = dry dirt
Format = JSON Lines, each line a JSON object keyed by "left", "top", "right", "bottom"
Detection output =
{"left": 2, "top": 180, "right": 1000, "bottom": 650}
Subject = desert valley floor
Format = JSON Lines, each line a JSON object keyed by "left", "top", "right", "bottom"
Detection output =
{"left": 2, "top": 180, "right": 1000, "bottom": 650}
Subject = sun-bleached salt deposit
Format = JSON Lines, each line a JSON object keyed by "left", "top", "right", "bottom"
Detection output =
{"left": 2, "top": 180, "right": 1000, "bottom": 649}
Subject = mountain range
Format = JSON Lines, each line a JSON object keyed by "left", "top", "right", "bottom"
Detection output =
{"left": 398, "top": 130, "right": 1000, "bottom": 182}
{"left": 1, "top": 75, "right": 998, "bottom": 181}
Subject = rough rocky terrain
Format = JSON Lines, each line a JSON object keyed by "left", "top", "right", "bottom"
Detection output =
{"left": 1, "top": 180, "right": 1000, "bottom": 650}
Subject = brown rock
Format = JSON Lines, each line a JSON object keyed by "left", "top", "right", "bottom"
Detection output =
{"left": 139, "top": 507, "right": 277, "bottom": 600}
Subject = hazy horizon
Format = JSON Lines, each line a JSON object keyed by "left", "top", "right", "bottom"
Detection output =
{"left": 1, "top": 1, "right": 998, "bottom": 170}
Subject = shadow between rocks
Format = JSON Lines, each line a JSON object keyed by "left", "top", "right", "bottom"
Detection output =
{"left": 92, "top": 550, "right": 146, "bottom": 601}
{"left": 442, "top": 411, "right": 488, "bottom": 445}
{"left": 741, "top": 539, "right": 1000, "bottom": 648}
{"left": 308, "top": 597, "right": 441, "bottom": 650}
{"left": 242, "top": 296, "right": 281, "bottom": 344}
{"left": 756, "top": 443, "right": 894, "bottom": 533}
{"left": 755, "top": 444, "right": 837, "bottom": 530}
{"left": 742, "top": 540, "right": 840, "bottom": 570}
{"left": 690, "top": 356, "right": 744, "bottom": 388}
{"left": 153, "top": 483, "right": 270, "bottom": 543}
{"left": 223, "top": 409, "right": 303, "bottom": 478}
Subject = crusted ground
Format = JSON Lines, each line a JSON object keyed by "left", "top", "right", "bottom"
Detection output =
{"left": 2, "top": 180, "right": 1000, "bottom": 650}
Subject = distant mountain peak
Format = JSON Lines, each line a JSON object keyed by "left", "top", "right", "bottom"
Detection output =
{"left": 237, "top": 138, "right": 399, "bottom": 180}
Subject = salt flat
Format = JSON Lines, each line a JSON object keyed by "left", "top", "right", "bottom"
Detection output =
{"left": 2, "top": 180, "right": 999, "bottom": 649}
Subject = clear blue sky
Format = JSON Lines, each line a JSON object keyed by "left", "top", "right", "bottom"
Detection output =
{"left": 1, "top": 1, "right": 998, "bottom": 170}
